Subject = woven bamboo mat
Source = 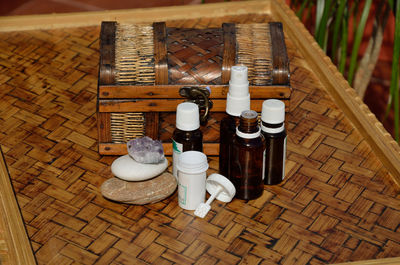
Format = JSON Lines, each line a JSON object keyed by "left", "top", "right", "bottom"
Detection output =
{"left": 0, "top": 13, "right": 400, "bottom": 265}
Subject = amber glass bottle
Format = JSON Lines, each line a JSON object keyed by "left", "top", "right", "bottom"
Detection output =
{"left": 261, "top": 100, "right": 286, "bottom": 185}
{"left": 219, "top": 65, "right": 250, "bottom": 178}
{"left": 219, "top": 115, "right": 239, "bottom": 177}
{"left": 172, "top": 102, "right": 203, "bottom": 178}
{"left": 230, "top": 110, "right": 265, "bottom": 200}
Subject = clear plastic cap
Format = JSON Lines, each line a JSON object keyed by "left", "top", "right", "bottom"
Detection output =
{"left": 226, "top": 65, "right": 250, "bottom": 116}
{"left": 176, "top": 102, "right": 200, "bottom": 131}
{"left": 177, "top": 151, "right": 209, "bottom": 174}
{"left": 261, "top": 99, "right": 285, "bottom": 124}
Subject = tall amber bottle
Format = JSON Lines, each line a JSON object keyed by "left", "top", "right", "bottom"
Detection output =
{"left": 261, "top": 99, "right": 286, "bottom": 185}
{"left": 230, "top": 110, "right": 265, "bottom": 200}
{"left": 219, "top": 65, "right": 250, "bottom": 178}
{"left": 172, "top": 102, "right": 203, "bottom": 178}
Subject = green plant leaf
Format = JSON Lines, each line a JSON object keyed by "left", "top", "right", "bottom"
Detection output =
{"left": 385, "top": 0, "right": 399, "bottom": 116}
{"left": 347, "top": 0, "right": 372, "bottom": 85}
{"left": 332, "top": 0, "right": 347, "bottom": 62}
{"left": 388, "top": 0, "right": 394, "bottom": 10}
{"left": 315, "top": 0, "right": 325, "bottom": 38}
{"left": 316, "top": 0, "right": 333, "bottom": 51}
{"left": 339, "top": 12, "right": 349, "bottom": 74}
{"left": 351, "top": 0, "right": 360, "bottom": 38}
{"left": 296, "top": 0, "right": 311, "bottom": 19}
{"left": 390, "top": 0, "right": 400, "bottom": 140}
{"left": 354, "top": 1, "right": 389, "bottom": 98}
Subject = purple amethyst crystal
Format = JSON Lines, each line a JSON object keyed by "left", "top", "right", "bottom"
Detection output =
{"left": 127, "top": 136, "right": 165, "bottom": 164}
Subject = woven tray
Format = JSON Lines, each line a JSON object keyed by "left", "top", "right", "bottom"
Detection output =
{"left": 0, "top": 1, "right": 400, "bottom": 265}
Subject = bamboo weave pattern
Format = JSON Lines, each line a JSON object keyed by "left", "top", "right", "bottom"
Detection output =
{"left": 110, "top": 113, "right": 145, "bottom": 143}
{"left": 115, "top": 23, "right": 155, "bottom": 84}
{"left": 1, "top": 14, "right": 400, "bottom": 265}
{"left": 167, "top": 27, "right": 223, "bottom": 84}
{"left": 113, "top": 23, "right": 154, "bottom": 142}
{"left": 236, "top": 23, "right": 273, "bottom": 85}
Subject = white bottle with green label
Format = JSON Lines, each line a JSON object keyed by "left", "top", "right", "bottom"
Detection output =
{"left": 177, "top": 151, "right": 208, "bottom": 210}
{"left": 172, "top": 102, "right": 203, "bottom": 178}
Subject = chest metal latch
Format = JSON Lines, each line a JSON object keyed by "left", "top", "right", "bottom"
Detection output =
{"left": 179, "top": 86, "right": 213, "bottom": 125}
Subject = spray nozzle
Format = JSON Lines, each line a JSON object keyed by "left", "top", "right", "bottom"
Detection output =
{"left": 229, "top": 65, "right": 248, "bottom": 87}
{"left": 226, "top": 65, "right": 251, "bottom": 116}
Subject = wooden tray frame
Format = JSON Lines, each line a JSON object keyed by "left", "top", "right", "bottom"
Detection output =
{"left": 0, "top": 149, "right": 37, "bottom": 265}
{"left": 0, "top": 0, "right": 400, "bottom": 264}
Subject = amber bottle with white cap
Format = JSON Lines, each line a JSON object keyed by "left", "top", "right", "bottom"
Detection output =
{"left": 261, "top": 99, "right": 286, "bottom": 185}
{"left": 172, "top": 102, "right": 203, "bottom": 178}
{"left": 230, "top": 110, "right": 265, "bottom": 200}
{"left": 219, "top": 65, "right": 250, "bottom": 178}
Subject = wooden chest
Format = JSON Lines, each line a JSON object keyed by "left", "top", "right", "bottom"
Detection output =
{"left": 97, "top": 21, "right": 291, "bottom": 155}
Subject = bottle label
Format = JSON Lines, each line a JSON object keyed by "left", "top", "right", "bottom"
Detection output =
{"left": 178, "top": 182, "right": 187, "bottom": 205}
{"left": 177, "top": 171, "right": 206, "bottom": 210}
{"left": 172, "top": 139, "right": 183, "bottom": 178}
{"left": 262, "top": 148, "right": 266, "bottom": 180}
{"left": 282, "top": 136, "right": 287, "bottom": 180}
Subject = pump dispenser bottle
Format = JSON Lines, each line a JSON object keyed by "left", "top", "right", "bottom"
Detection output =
{"left": 172, "top": 102, "right": 203, "bottom": 178}
{"left": 219, "top": 65, "right": 250, "bottom": 178}
{"left": 230, "top": 110, "right": 265, "bottom": 200}
{"left": 261, "top": 99, "right": 287, "bottom": 185}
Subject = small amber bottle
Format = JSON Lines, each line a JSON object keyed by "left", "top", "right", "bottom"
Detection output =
{"left": 261, "top": 100, "right": 287, "bottom": 185}
{"left": 230, "top": 110, "right": 265, "bottom": 200}
{"left": 219, "top": 65, "right": 250, "bottom": 178}
{"left": 172, "top": 102, "right": 203, "bottom": 178}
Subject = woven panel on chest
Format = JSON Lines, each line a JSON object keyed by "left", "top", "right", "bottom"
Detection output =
{"left": 167, "top": 27, "right": 223, "bottom": 85}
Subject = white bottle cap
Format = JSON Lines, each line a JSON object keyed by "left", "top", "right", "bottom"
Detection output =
{"left": 176, "top": 102, "right": 200, "bottom": 131}
{"left": 206, "top": 173, "right": 236, "bottom": 202}
{"left": 177, "top": 151, "right": 209, "bottom": 174}
{"left": 193, "top": 173, "right": 236, "bottom": 218}
{"left": 261, "top": 99, "right": 285, "bottom": 124}
{"left": 226, "top": 65, "right": 250, "bottom": 116}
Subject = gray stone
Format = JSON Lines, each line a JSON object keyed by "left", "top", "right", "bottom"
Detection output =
{"left": 101, "top": 172, "right": 177, "bottom": 204}
{"left": 127, "top": 136, "right": 165, "bottom": 164}
{"left": 111, "top": 155, "right": 168, "bottom": 181}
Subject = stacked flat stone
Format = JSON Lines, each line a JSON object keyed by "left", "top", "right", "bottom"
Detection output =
{"left": 101, "top": 137, "right": 177, "bottom": 204}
